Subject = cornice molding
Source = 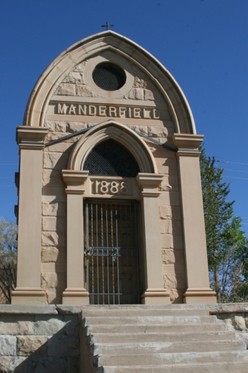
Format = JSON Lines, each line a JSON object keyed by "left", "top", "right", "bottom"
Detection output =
{"left": 17, "top": 126, "right": 48, "bottom": 144}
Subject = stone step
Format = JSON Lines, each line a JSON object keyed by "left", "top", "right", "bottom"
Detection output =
{"left": 84, "top": 304, "right": 210, "bottom": 311}
{"left": 88, "top": 321, "right": 228, "bottom": 334}
{"left": 96, "top": 348, "right": 248, "bottom": 366}
{"left": 96, "top": 350, "right": 248, "bottom": 364}
{"left": 91, "top": 330, "right": 237, "bottom": 344}
{"left": 94, "top": 338, "right": 245, "bottom": 356}
{"left": 101, "top": 361, "right": 248, "bottom": 373}
{"left": 84, "top": 315, "right": 218, "bottom": 325}
{"left": 81, "top": 305, "right": 247, "bottom": 373}
{"left": 83, "top": 306, "right": 209, "bottom": 317}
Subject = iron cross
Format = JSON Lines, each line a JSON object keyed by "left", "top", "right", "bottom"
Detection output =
{"left": 101, "top": 21, "right": 114, "bottom": 30}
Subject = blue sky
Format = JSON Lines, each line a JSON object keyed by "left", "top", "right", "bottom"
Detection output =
{"left": 0, "top": 0, "right": 248, "bottom": 234}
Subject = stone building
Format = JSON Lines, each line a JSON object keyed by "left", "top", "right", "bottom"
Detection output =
{"left": 12, "top": 31, "right": 216, "bottom": 306}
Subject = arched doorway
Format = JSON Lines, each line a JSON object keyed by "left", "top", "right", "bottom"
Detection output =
{"left": 83, "top": 139, "right": 141, "bottom": 304}
{"left": 62, "top": 121, "right": 169, "bottom": 305}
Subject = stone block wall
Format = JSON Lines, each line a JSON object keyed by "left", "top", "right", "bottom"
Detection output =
{"left": 0, "top": 305, "right": 81, "bottom": 373}
{"left": 35, "top": 45, "right": 189, "bottom": 305}
{"left": 209, "top": 303, "right": 248, "bottom": 348}
{"left": 156, "top": 147, "right": 186, "bottom": 303}
{"left": 40, "top": 116, "right": 187, "bottom": 304}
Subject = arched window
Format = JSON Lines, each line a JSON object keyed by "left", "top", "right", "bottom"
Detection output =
{"left": 83, "top": 139, "right": 140, "bottom": 176}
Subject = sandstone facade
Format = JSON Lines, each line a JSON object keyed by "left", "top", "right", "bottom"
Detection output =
{"left": 12, "top": 31, "right": 216, "bottom": 306}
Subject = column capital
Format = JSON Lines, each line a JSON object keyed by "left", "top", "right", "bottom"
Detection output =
{"left": 173, "top": 134, "right": 204, "bottom": 157}
{"left": 61, "top": 170, "right": 89, "bottom": 194}
{"left": 136, "top": 173, "right": 163, "bottom": 197}
{"left": 17, "top": 126, "right": 48, "bottom": 144}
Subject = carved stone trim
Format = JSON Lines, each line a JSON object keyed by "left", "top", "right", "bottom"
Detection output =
{"left": 184, "top": 288, "right": 217, "bottom": 304}
{"left": 17, "top": 126, "right": 48, "bottom": 144}
{"left": 141, "top": 288, "right": 170, "bottom": 305}
{"left": 62, "top": 288, "right": 89, "bottom": 305}
{"left": 68, "top": 120, "right": 156, "bottom": 174}
{"left": 136, "top": 173, "right": 163, "bottom": 197}
{"left": 61, "top": 170, "right": 89, "bottom": 193}
{"left": 12, "top": 288, "right": 47, "bottom": 305}
{"left": 173, "top": 134, "right": 204, "bottom": 157}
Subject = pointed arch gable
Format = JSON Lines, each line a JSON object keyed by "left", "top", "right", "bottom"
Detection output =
{"left": 68, "top": 120, "right": 157, "bottom": 173}
{"left": 24, "top": 31, "right": 196, "bottom": 134}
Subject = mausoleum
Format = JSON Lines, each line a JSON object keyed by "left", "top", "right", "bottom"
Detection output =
{"left": 12, "top": 31, "right": 216, "bottom": 306}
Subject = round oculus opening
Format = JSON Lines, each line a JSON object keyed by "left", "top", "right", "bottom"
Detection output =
{"left": 92, "top": 62, "right": 126, "bottom": 91}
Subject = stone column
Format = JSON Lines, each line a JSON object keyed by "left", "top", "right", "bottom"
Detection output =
{"left": 137, "top": 173, "right": 170, "bottom": 304}
{"left": 12, "top": 127, "right": 48, "bottom": 305}
{"left": 173, "top": 134, "right": 216, "bottom": 304}
{"left": 61, "top": 170, "right": 89, "bottom": 305}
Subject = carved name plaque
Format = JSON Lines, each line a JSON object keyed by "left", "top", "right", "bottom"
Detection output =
{"left": 53, "top": 102, "right": 160, "bottom": 120}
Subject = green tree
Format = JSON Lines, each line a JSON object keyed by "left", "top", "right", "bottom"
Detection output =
{"left": 217, "top": 216, "right": 248, "bottom": 302}
{"left": 200, "top": 148, "right": 248, "bottom": 302}
{"left": 0, "top": 219, "right": 17, "bottom": 303}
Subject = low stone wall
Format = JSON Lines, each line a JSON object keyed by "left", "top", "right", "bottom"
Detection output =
{"left": 0, "top": 305, "right": 82, "bottom": 373}
{"left": 209, "top": 303, "right": 248, "bottom": 348}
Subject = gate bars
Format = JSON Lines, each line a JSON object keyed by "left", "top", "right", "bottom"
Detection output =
{"left": 84, "top": 200, "right": 140, "bottom": 304}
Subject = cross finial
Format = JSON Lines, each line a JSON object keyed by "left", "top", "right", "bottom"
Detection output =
{"left": 101, "top": 21, "right": 114, "bottom": 31}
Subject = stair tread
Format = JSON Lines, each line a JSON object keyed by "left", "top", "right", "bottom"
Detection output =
{"left": 95, "top": 339, "right": 246, "bottom": 355}
{"left": 98, "top": 350, "right": 248, "bottom": 358}
{"left": 96, "top": 339, "right": 244, "bottom": 347}
{"left": 84, "top": 309, "right": 209, "bottom": 316}
{"left": 83, "top": 305, "right": 210, "bottom": 309}
{"left": 97, "top": 349, "right": 248, "bottom": 361}
{"left": 85, "top": 315, "right": 218, "bottom": 324}
{"left": 95, "top": 339, "right": 244, "bottom": 346}
{"left": 92, "top": 330, "right": 234, "bottom": 336}
{"left": 92, "top": 330, "right": 237, "bottom": 343}
{"left": 101, "top": 361, "right": 248, "bottom": 373}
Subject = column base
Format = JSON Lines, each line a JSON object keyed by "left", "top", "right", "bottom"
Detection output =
{"left": 183, "top": 288, "right": 217, "bottom": 304}
{"left": 141, "top": 288, "right": 171, "bottom": 305}
{"left": 62, "top": 288, "right": 89, "bottom": 305}
{"left": 11, "top": 287, "right": 47, "bottom": 305}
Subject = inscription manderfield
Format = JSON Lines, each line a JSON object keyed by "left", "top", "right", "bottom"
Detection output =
{"left": 54, "top": 102, "right": 160, "bottom": 119}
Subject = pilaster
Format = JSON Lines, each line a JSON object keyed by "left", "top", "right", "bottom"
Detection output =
{"left": 12, "top": 127, "right": 48, "bottom": 305}
{"left": 61, "top": 170, "right": 90, "bottom": 305}
{"left": 173, "top": 134, "right": 216, "bottom": 304}
{"left": 137, "top": 173, "right": 170, "bottom": 304}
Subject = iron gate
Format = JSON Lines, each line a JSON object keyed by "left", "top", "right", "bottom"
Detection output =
{"left": 84, "top": 200, "right": 140, "bottom": 304}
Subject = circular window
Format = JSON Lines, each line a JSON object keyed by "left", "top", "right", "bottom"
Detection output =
{"left": 93, "top": 62, "right": 126, "bottom": 91}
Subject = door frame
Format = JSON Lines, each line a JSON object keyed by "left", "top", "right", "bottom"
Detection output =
{"left": 61, "top": 170, "right": 170, "bottom": 305}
